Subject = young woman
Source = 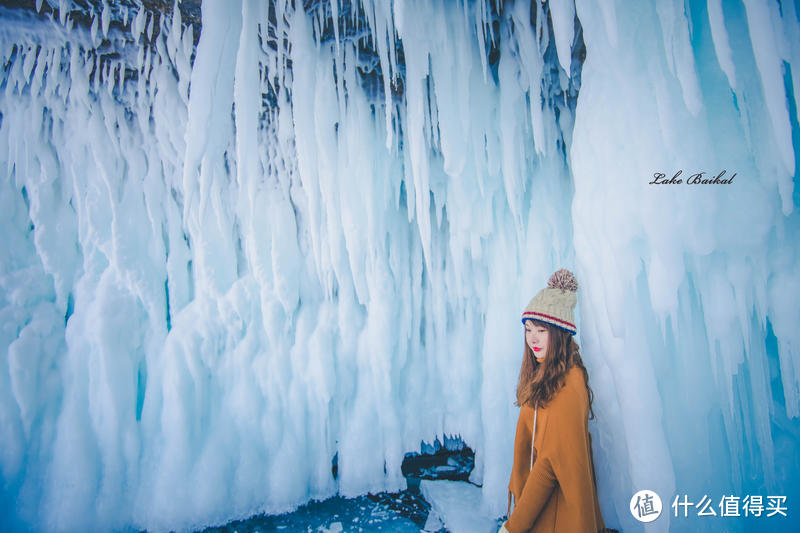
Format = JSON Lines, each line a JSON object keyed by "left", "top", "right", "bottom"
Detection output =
{"left": 499, "top": 269, "right": 606, "bottom": 533}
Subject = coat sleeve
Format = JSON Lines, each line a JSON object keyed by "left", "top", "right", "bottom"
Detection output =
{"left": 508, "top": 407, "right": 531, "bottom": 503}
{"left": 547, "top": 372, "right": 600, "bottom": 532}
{"left": 504, "top": 452, "right": 556, "bottom": 533}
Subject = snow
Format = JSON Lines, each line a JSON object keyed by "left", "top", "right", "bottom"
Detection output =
{"left": 0, "top": 1, "right": 799, "bottom": 533}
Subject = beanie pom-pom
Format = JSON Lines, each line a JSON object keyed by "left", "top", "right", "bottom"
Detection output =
{"left": 548, "top": 269, "right": 578, "bottom": 292}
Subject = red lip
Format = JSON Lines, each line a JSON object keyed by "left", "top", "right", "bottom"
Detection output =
{"left": 533, "top": 347, "right": 542, "bottom": 352}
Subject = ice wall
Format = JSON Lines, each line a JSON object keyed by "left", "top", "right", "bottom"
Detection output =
{"left": 571, "top": 1, "right": 800, "bottom": 531}
{"left": 0, "top": 0, "right": 798, "bottom": 532}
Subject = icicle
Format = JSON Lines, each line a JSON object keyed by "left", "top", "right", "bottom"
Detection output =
{"left": 331, "top": 0, "right": 341, "bottom": 57}
{"left": 143, "top": 44, "right": 151, "bottom": 79}
{"left": 101, "top": 1, "right": 110, "bottom": 38}
{"left": 58, "top": 0, "right": 68, "bottom": 26}
{"left": 707, "top": 0, "right": 736, "bottom": 90}
{"left": 655, "top": 0, "right": 702, "bottom": 115}
{"left": 132, "top": 6, "right": 145, "bottom": 41}
{"left": 136, "top": 41, "right": 144, "bottom": 71}
{"left": 106, "top": 61, "right": 114, "bottom": 96}
{"left": 146, "top": 12, "right": 154, "bottom": 42}
{"left": 31, "top": 46, "right": 48, "bottom": 96}
{"left": 548, "top": 0, "right": 575, "bottom": 77}
{"left": 91, "top": 53, "right": 99, "bottom": 92}
{"left": 475, "top": 0, "right": 488, "bottom": 83}
{"left": 742, "top": 0, "right": 795, "bottom": 208}
{"left": 164, "top": 0, "right": 181, "bottom": 65}
{"left": 21, "top": 45, "right": 37, "bottom": 86}
{"left": 182, "top": 24, "right": 194, "bottom": 63}
{"left": 783, "top": 0, "right": 800, "bottom": 130}
{"left": 90, "top": 12, "right": 99, "bottom": 46}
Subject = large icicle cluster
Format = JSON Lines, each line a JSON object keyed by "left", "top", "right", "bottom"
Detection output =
{"left": 0, "top": 1, "right": 798, "bottom": 532}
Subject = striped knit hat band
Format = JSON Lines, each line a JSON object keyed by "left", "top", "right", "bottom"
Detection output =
{"left": 521, "top": 269, "right": 578, "bottom": 335}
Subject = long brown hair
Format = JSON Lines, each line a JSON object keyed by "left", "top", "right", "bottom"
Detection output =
{"left": 515, "top": 319, "right": 596, "bottom": 419}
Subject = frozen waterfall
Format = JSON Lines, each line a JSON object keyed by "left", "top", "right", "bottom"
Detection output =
{"left": 1, "top": 0, "right": 799, "bottom": 532}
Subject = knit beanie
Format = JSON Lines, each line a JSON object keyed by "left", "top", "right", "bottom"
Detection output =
{"left": 521, "top": 269, "right": 578, "bottom": 335}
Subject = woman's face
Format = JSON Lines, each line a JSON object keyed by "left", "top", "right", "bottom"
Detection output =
{"left": 525, "top": 321, "right": 549, "bottom": 361}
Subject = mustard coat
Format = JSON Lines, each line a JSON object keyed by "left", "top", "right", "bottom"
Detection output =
{"left": 505, "top": 365, "right": 605, "bottom": 533}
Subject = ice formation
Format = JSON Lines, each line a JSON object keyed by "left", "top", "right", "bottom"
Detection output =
{"left": 1, "top": 0, "right": 799, "bottom": 532}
